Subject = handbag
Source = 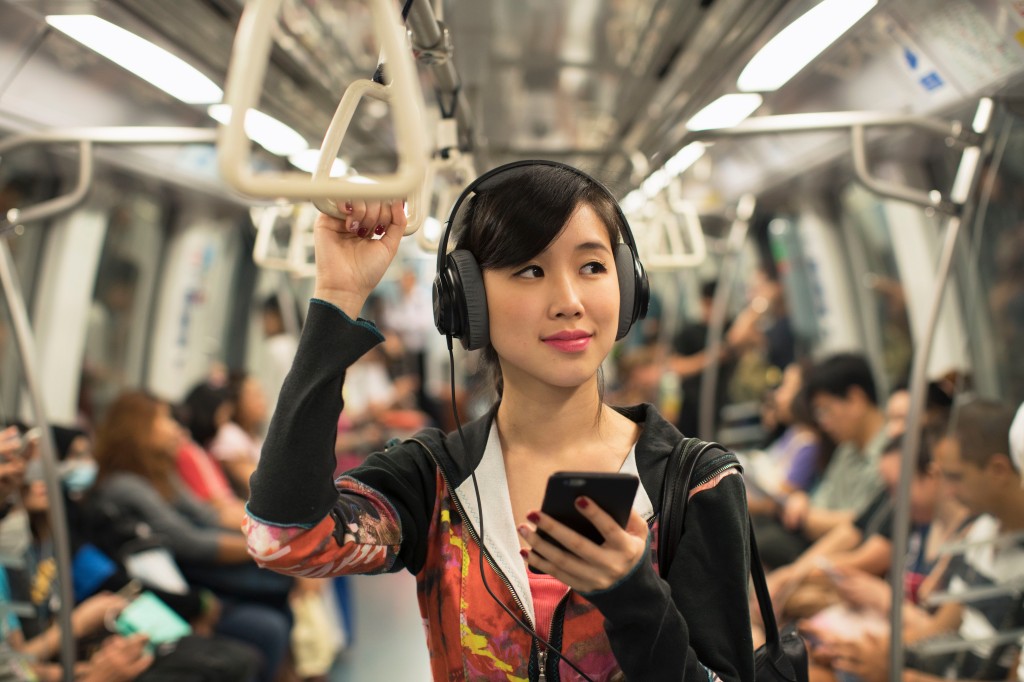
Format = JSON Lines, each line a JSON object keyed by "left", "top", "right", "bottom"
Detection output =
{"left": 658, "top": 437, "right": 809, "bottom": 682}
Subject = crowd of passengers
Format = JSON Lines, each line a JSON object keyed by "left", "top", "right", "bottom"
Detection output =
{"left": 0, "top": 286, "right": 439, "bottom": 681}
{"left": 729, "top": 354, "right": 1024, "bottom": 682}
{"left": 1, "top": 340, "right": 1023, "bottom": 680}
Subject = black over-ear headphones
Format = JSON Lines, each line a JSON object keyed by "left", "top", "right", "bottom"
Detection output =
{"left": 432, "top": 159, "right": 650, "bottom": 350}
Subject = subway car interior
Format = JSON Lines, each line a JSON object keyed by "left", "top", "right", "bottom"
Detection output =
{"left": 1, "top": 0, "right": 1023, "bottom": 679}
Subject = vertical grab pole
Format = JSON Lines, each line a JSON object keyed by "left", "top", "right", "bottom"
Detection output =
{"left": 887, "top": 98, "right": 991, "bottom": 680}
{"left": 698, "top": 194, "right": 755, "bottom": 440}
{"left": 0, "top": 241, "right": 75, "bottom": 682}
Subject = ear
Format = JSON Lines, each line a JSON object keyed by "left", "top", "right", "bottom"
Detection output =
{"left": 987, "top": 452, "right": 1018, "bottom": 479}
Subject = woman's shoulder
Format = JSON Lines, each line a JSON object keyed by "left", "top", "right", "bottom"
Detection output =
{"left": 94, "top": 471, "right": 157, "bottom": 500}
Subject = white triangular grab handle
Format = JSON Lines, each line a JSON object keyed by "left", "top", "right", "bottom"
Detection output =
{"left": 219, "top": 0, "right": 428, "bottom": 213}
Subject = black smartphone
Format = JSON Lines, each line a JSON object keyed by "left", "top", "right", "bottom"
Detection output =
{"left": 534, "top": 471, "right": 638, "bottom": 556}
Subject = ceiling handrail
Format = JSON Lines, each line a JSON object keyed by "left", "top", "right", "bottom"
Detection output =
{"left": 683, "top": 110, "right": 980, "bottom": 216}
{"left": 0, "top": 127, "right": 218, "bottom": 232}
{"left": 851, "top": 123, "right": 958, "bottom": 214}
{"left": 2, "top": 141, "right": 93, "bottom": 231}
{"left": 219, "top": 0, "right": 429, "bottom": 205}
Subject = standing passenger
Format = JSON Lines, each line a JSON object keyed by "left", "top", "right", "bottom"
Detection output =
{"left": 244, "top": 162, "right": 753, "bottom": 680}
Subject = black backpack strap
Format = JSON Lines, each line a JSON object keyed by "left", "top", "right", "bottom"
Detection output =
{"left": 657, "top": 438, "right": 722, "bottom": 579}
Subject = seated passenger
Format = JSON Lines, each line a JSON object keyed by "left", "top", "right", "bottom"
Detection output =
{"left": 183, "top": 374, "right": 266, "bottom": 499}
{"left": 2, "top": 435, "right": 259, "bottom": 682}
{"left": 815, "top": 399, "right": 1024, "bottom": 682}
{"left": 793, "top": 431, "right": 970, "bottom": 643}
{"left": 753, "top": 353, "right": 888, "bottom": 569}
{"left": 745, "top": 361, "right": 830, "bottom": 516}
{"left": 0, "top": 566, "right": 152, "bottom": 682}
{"left": 87, "top": 391, "right": 292, "bottom": 682}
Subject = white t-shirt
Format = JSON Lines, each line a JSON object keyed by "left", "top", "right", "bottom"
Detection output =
{"left": 209, "top": 422, "right": 261, "bottom": 465}
{"left": 943, "top": 514, "right": 1024, "bottom": 675}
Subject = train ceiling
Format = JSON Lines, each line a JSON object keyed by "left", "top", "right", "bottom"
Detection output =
{"left": 1, "top": 0, "right": 1023, "bottom": 205}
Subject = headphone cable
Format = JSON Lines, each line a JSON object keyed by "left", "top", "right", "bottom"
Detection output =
{"left": 446, "top": 337, "right": 595, "bottom": 682}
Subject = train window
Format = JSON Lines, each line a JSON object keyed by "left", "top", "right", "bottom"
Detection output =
{"left": 964, "top": 107, "right": 1024, "bottom": 405}
{"left": 80, "top": 189, "right": 164, "bottom": 424}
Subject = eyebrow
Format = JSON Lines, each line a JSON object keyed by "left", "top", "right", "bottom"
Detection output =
{"left": 575, "top": 241, "right": 612, "bottom": 255}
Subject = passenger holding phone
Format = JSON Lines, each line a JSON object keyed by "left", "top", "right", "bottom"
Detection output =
{"left": 245, "top": 162, "right": 753, "bottom": 681}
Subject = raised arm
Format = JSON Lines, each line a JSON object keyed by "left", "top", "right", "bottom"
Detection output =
{"left": 245, "top": 200, "right": 438, "bottom": 577}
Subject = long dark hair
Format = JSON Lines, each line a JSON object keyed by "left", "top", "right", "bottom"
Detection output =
{"left": 453, "top": 164, "right": 626, "bottom": 399}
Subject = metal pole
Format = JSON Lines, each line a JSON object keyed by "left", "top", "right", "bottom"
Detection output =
{"left": 686, "top": 111, "right": 971, "bottom": 141}
{"left": 887, "top": 98, "right": 990, "bottom": 680}
{"left": 405, "top": 0, "right": 473, "bottom": 149}
{"left": 0, "top": 239, "right": 75, "bottom": 682}
{"left": 698, "top": 194, "right": 755, "bottom": 440}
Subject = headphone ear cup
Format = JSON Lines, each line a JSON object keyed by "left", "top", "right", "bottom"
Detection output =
{"left": 613, "top": 243, "right": 649, "bottom": 340}
{"left": 446, "top": 250, "right": 489, "bottom": 350}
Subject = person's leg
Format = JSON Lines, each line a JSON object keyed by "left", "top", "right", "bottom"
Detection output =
{"left": 215, "top": 601, "right": 292, "bottom": 682}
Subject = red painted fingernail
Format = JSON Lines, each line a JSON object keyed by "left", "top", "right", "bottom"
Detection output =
{"left": 357, "top": 227, "right": 368, "bottom": 237}
{"left": 575, "top": 497, "right": 589, "bottom": 509}
{"left": 374, "top": 224, "right": 386, "bottom": 235}
{"left": 520, "top": 549, "right": 529, "bottom": 559}
{"left": 526, "top": 512, "right": 540, "bottom": 524}
{"left": 344, "top": 202, "right": 353, "bottom": 213}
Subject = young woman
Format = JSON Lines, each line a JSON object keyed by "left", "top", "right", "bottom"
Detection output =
{"left": 244, "top": 162, "right": 753, "bottom": 681}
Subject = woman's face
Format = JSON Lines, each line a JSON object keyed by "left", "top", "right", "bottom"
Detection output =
{"left": 483, "top": 203, "right": 620, "bottom": 394}
{"left": 236, "top": 377, "right": 268, "bottom": 426}
{"left": 150, "top": 404, "right": 184, "bottom": 459}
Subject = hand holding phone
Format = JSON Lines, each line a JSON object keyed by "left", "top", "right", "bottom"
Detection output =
{"left": 0, "top": 426, "right": 38, "bottom": 462}
{"left": 529, "top": 472, "right": 638, "bottom": 574}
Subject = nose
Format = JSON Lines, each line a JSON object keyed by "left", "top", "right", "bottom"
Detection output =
{"left": 549, "top": 271, "right": 584, "bottom": 320}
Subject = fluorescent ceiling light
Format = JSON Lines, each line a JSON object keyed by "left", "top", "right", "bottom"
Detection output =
{"left": 632, "top": 142, "right": 707, "bottom": 201}
{"left": 45, "top": 15, "right": 222, "bottom": 104}
{"left": 737, "top": 0, "right": 877, "bottom": 92}
{"left": 686, "top": 93, "right": 764, "bottom": 132}
{"left": 208, "top": 105, "right": 307, "bottom": 157}
{"left": 621, "top": 190, "right": 645, "bottom": 216}
{"left": 663, "top": 142, "right": 706, "bottom": 179}
{"left": 288, "top": 149, "right": 349, "bottom": 176}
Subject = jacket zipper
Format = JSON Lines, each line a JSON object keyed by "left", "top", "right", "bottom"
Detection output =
{"left": 692, "top": 462, "right": 740, "bottom": 490}
{"left": 410, "top": 437, "right": 667, "bottom": 682}
{"left": 407, "top": 438, "right": 537, "bottom": 641}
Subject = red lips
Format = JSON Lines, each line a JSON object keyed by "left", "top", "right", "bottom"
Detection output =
{"left": 542, "top": 330, "right": 591, "bottom": 341}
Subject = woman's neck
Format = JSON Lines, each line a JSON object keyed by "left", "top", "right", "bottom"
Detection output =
{"left": 496, "top": 381, "right": 606, "bottom": 457}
